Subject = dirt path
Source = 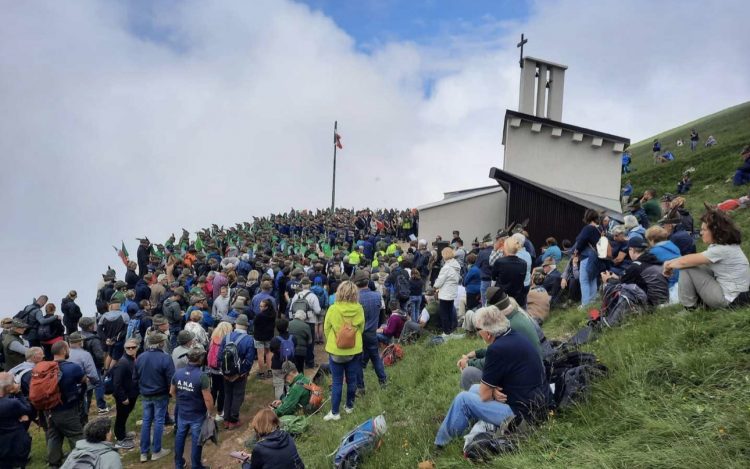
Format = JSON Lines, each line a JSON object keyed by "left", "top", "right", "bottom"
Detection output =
{"left": 124, "top": 344, "right": 329, "bottom": 468}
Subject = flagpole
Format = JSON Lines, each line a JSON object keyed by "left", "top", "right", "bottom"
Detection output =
{"left": 331, "top": 120, "right": 338, "bottom": 213}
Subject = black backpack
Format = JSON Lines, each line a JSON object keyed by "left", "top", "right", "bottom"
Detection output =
{"left": 463, "top": 432, "right": 516, "bottom": 462}
{"left": 14, "top": 304, "right": 38, "bottom": 329}
{"left": 221, "top": 335, "right": 245, "bottom": 376}
{"left": 37, "top": 317, "right": 65, "bottom": 341}
{"left": 546, "top": 350, "right": 608, "bottom": 409}
{"left": 99, "top": 315, "right": 126, "bottom": 344}
{"left": 395, "top": 271, "right": 410, "bottom": 302}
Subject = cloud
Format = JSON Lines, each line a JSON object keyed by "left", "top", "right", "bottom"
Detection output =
{"left": 1, "top": 0, "right": 748, "bottom": 315}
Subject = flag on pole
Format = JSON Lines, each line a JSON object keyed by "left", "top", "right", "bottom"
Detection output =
{"left": 113, "top": 241, "right": 129, "bottom": 267}
{"left": 195, "top": 236, "right": 204, "bottom": 252}
{"left": 334, "top": 132, "right": 343, "bottom": 149}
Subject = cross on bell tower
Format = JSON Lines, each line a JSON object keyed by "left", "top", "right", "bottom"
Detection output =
{"left": 517, "top": 33, "right": 527, "bottom": 68}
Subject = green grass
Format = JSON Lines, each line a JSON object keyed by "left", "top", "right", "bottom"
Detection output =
{"left": 293, "top": 102, "right": 750, "bottom": 468}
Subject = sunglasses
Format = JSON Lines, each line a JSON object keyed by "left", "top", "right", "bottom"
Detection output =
{"left": 125, "top": 346, "right": 138, "bottom": 350}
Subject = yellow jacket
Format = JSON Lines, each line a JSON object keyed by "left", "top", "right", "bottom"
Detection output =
{"left": 324, "top": 301, "right": 365, "bottom": 356}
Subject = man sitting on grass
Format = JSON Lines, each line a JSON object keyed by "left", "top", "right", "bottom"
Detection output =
{"left": 270, "top": 361, "right": 312, "bottom": 417}
{"left": 435, "top": 306, "right": 550, "bottom": 449}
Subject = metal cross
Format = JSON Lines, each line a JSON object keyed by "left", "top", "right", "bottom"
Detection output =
{"left": 517, "top": 33, "right": 527, "bottom": 68}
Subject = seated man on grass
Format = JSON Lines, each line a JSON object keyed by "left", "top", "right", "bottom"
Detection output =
{"left": 435, "top": 306, "right": 550, "bottom": 449}
{"left": 376, "top": 300, "right": 408, "bottom": 345}
{"left": 270, "top": 361, "right": 311, "bottom": 417}
{"left": 400, "top": 301, "right": 431, "bottom": 340}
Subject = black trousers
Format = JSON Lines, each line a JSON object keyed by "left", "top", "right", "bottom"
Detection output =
{"left": 466, "top": 292, "right": 481, "bottom": 310}
{"left": 223, "top": 375, "right": 248, "bottom": 423}
{"left": 294, "top": 355, "right": 306, "bottom": 373}
{"left": 305, "top": 323, "right": 316, "bottom": 367}
{"left": 438, "top": 299, "right": 456, "bottom": 334}
{"left": 63, "top": 318, "right": 79, "bottom": 336}
{"left": 114, "top": 397, "right": 137, "bottom": 440}
{"left": 210, "top": 374, "right": 225, "bottom": 413}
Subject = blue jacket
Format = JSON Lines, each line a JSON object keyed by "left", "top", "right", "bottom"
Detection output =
{"left": 464, "top": 266, "right": 481, "bottom": 294}
{"left": 219, "top": 331, "right": 256, "bottom": 376}
{"left": 650, "top": 241, "right": 681, "bottom": 286}
{"left": 476, "top": 247, "right": 493, "bottom": 280}
{"left": 135, "top": 348, "right": 175, "bottom": 397}
{"left": 135, "top": 279, "right": 151, "bottom": 303}
{"left": 541, "top": 246, "right": 562, "bottom": 264}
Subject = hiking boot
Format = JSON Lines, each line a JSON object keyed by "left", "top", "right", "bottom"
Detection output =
{"left": 323, "top": 411, "right": 341, "bottom": 421}
{"left": 97, "top": 406, "right": 110, "bottom": 415}
{"left": 150, "top": 449, "right": 171, "bottom": 461}
{"left": 140, "top": 454, "right": 149, "bottom": 463}
{"left": 344, "top": 407, "right": 354, "bottom": 414}
{"left": 115, "top": 439, "right": 135, "bottom": 450}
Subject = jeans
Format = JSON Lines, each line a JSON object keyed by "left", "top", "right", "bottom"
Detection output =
{"left": 330, "top": 355, "right": 361, "bottom": 414}
{"left": 174, "top": 418, "right": 206, "bottom": 469}
{"left": 140, "top": 396, "right": 169, "bottom": 455}
{"left": 114, "top": 397, "right": 137, "bottom": 441}
{"left": 46, "top": 406, "right": 84, "bottom": 467}
{"left": 579, "top": 258, "right": 598, "bottom": 306}
{"left": 358, "top": 331, "right": 386, "bottom": 389}
{"left": 376, "top": 333, "right": 392, "bottom": 345}
{"left": 408, "top": 295, "right": 422, "bottom": 322}
{"left": 305, "top": 323, "right": 316, "bottom": 367}
{"left": 223, "top": 375, "right": 248, "bottom": 423}
{"left": 480, "top": 280, "right": 491, "bottom": 306}
{"left": 434, "top": 384, "right": 515, "bottom": 446}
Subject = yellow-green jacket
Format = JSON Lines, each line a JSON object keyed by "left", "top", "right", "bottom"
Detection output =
{"left": 324, "top": 301, "right": 365, "bottom": 356}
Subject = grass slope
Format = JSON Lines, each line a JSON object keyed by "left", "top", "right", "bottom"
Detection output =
{"left": 296, "top": 103, "right": 750, "bottom": 468}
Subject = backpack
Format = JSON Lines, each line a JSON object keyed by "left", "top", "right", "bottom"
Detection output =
{"left": 60, "top": 446, "right": 114, "bottom": 469}
{"left": 29, "top": 361, "right": 62, "bottom": 410}
{"left": 126, "top": 316, "right": 142, "bottom": 342}
{"left": 102, "top": 367, "right": 115, "bottom": 395}
{"left": 463, "top": 432, "right": 516, "bottom": 462}
{"left": 14, "top": 305, "right": 37, "bottom": 329}
{"left": 301, "top": 382, "right": 324, "bottom": 410}
{"left": 311, "top": 285, "right": 328, "bottom": 310}
{"left": 207, "top": 341, "right": 221, "bottom": 369}
{"left": 37, "top": 317, "right": 65, "bottom": 342}
{"left": 380, "top": 343, "right": 403, "bottom": 367}
{"left": 335, "top": 320, "right": 356, "bottom": 349}
{"left": 546, "top": 350, "right": 608, "bottom": 409}
{"left": 95, "top": 288, "right": 108, "bottom": 314}
{"left": 221, "top": 334, "right": 247, "bottom": 376}
{"left": 395, "top": 271, "right": 410, "bottom": 301}
{"left": 99, "top": 315, "right": 126, "bottom": 344}
{"left": 278, "top": 335, "right": 295, "bottom": 362}
{"left": 333, "top": 415, "right": 387, "bottom": 469}
{"left": 290, "top": 292, "right": 314, "bottom": 322}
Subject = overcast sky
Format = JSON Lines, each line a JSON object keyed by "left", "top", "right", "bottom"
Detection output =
{"left": 1, "top": 0, "right": 748, "bottom": 316}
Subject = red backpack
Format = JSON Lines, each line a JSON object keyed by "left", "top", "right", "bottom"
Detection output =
{"left": 207, "top": 340, "right": 221, "bottom": 369}
{"left": 381, "top": 344, "right": 404, "bottom": 367}
{"left": 29, "top": 361, "right": 62, "bottom": 410}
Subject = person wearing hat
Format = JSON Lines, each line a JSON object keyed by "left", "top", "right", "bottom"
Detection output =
{"left": 2, "top": 319, "right": 30, "bottom": 372}
{"left": 288, "top": 277, "right": 320, "bottom": 369}
{"left": 171, "top": 345, "right": 213, "bottom": 469}
{"left": 135, "top": 330, "right": 175, "bottom": 462}
{"left": 137, "top": 237, "right": 151, "bottom": 278}
{"left": 110, "top": 338, "right": 140, "bottom": 449}
{"left": 67, "top": 332, "right": 100, "bottom": 425}
{"left": 526, "top": 270, "right": 551, "bottom": 324}
{"left": 600, "top": 235, "right": 669, "bottom": 306}
{"left": 270, "top": 360, "right": 312, "bottom": 417}
{"left": 172, "top": 330, "right": 195, "bottom": 370}
{"left": 732, "top": 144, "right": 750, "bottom": 186}
{"left": 163, "top": 287, "right": 185, "bottom": 350}
{"left": 219, "top": 314, "right": 256, "bottom": 430}
{"left": 78, "top": 317, "right": 109, "bottom": 414}
{"left": 288, "top": 310, "right": 312, "bottom": 373}
{"left": 61, "top": 290, "right": 82, "bottom": 336}
{"left": 98, "top": 296, "right": 130, "bottom": 369}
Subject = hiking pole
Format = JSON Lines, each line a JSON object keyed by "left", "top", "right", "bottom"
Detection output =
{"left": 310, "top": 397, "right": 331, "bottom": 417}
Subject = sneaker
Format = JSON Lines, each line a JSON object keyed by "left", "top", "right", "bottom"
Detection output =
{"left": 150, "top": 449, "right": 171, "bottom": 461}
{"left": 97, "top": 406, "right": 110, "bottom": 415}
{"left": 115, "top": 439, "right": 135, "bottom": 450}
{"left": 140, "top": 454, "right": 149, "bottom": 463}
{"left": 126, "top": 431, "right": 136, "bottom": 439}
{"left": 323, "top": 411, "right": 341, "bottom": 421}
{"left": 214, "top": 414, "right": 224, "bottom": 423}
{"left": 344, "top": 407, "right": 354, "bottom": 414}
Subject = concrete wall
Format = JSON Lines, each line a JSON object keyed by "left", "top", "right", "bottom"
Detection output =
{"left": 418, "top": 190, "right": 507, "bottom": 245}
{"left": 503, "top": 120, "right": 622, "bottom": 210}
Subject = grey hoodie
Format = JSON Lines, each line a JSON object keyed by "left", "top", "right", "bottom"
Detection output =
{"left": 60, "top": 440, "right": 122, "bottom": 469}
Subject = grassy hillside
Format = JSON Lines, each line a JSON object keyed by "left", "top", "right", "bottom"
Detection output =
{"left": 294, "top": 103, "right": 750, "bottom": 468}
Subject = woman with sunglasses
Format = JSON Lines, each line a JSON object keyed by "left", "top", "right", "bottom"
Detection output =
{"left": 110, "top": 338, "right": 140, "bottom": 450}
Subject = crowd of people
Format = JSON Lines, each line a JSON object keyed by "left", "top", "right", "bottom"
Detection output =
{"left": 2, "top": 181, "right": 749, "bottom": 467}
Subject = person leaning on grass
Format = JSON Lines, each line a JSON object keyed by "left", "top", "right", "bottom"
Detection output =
{"left": 663, "top": 204, "right": 750, "bottom": 309}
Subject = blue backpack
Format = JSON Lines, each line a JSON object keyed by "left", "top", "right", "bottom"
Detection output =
{"left": 333, "top": 415, "right": 387, "bottom": 469}
{"left": 126, "top": 316, "right": 142, "bottom": 341}
{"left": 311, "top": 285, "right": 328, "bottom": 309}
{"left": 278, "top": 335, "right": 295, "bottom": 361}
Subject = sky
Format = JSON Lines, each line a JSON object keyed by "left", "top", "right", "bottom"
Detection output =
{"left": 1, "top": 0, "right": 749, "bottom": 316}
